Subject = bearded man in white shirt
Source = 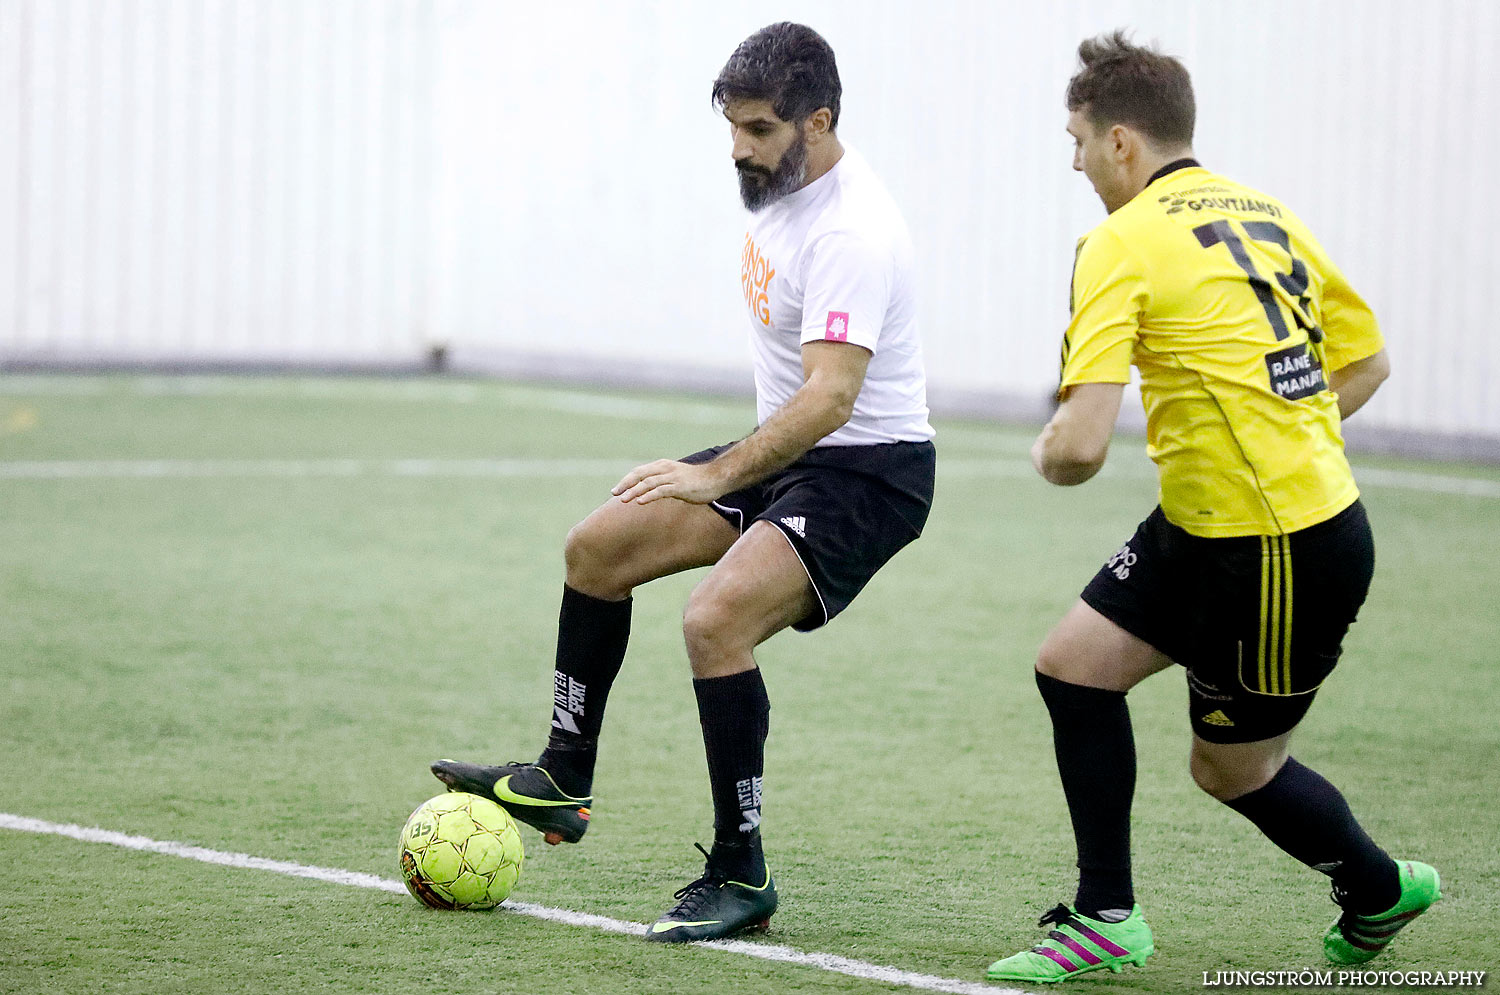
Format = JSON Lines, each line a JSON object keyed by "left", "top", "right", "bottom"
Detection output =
{"left": 433, "top": 21, "right": 936, "bottom": 942}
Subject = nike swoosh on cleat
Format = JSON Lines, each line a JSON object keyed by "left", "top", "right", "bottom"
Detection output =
{"left": 650, "top": 920, "right": 722, "bottom": 933}
{"left": 492, "top": 775, "right": 586, "bottom": 808}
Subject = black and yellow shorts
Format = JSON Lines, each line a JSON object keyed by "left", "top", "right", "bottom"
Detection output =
{"left": 1080, "top": 501, "right": 1374, "bottom": 743}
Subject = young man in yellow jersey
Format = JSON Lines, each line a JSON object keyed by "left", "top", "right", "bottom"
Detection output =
{"left": 987, "top": 31, "right": 1440, "bottom": 983}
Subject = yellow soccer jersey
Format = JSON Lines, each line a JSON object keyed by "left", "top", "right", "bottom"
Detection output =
{"left": 1060, "top": 162, "right": 1384, "bottom": 537}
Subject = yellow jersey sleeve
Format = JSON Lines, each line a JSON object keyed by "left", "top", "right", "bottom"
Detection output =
{"left": 1312, "top": 248, "right": 1385, "bottom": 372}
{"left": 1059, "top": 228, "right": 1146, "bottom": 394}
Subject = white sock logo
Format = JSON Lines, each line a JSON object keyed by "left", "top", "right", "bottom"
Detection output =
{"left": 552, "top": 673, "right": 586, "bottom": 734}
{"left": 736, "top": 775, "right": 763, "bottom": 832}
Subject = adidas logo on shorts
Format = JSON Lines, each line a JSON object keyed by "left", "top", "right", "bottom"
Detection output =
{"left": 779, "top": 515, "right": 807, "bottom": 538}
{"left": 1200, "top": 709, "right": 1235, "bottom": 727}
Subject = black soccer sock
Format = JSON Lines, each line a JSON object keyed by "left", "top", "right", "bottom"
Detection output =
{"left": 1036, "top": 671, "right": 1137, "bottom": 917}
{"left": 693, "top": 668, "right": 771, "bottom": 882}
{"left": 1223, "top": 757, "right": 1399, "bottom": 914}
{"left": 536, "top": 585, "right": 632, "bottom": 798}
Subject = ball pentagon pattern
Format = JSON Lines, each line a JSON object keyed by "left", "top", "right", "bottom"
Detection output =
{"left": 398, "top": 792, "right": 524, "bottom": 909}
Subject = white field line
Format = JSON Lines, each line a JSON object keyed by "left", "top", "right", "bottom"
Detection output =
{"left": 1351, "top": 466, "right": 1500, "bottom": 498}
{"left": 518, "top": 388, "right": 752, "bottom": 426}
{"left": 0, "top": 375, "right": 488, "bottom": 402}
{"left": 4, "top": 376, "right": 1495, "bottom": 495}
{"left": 135, "top": 377, "right": 487, "bottom": 404}
{"left": 0, "top": 455, "right": 1496, "bottom": 499}
{"left": 0, "top": 458, "right": 629, "bottom": 479}
{"left": 0, "top": 375, "right": 754, "bottom": 425}
{"left": 0, "top": 813, "right": 1023, "bottom": 995}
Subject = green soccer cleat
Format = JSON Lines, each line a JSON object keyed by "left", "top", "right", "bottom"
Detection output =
{"left": 1324, "top": 860, "right": 1442, "bottom": 965}
{"left": 644, "top": 844, "right": 778, "bottom": 943}
{"left": 430, "top": 759, "right": 591, "bottom": 845}
{"left": 986, "top": 904, "right": 1154, "bottom": 983}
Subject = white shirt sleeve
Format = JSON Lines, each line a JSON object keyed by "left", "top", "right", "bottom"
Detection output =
{"left": 797, "top": 230, "right": 891, "bottom": 354}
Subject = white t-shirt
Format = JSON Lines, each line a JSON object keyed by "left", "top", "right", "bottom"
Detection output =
{"left": 739, "top": 146, "right": 934, "bottom": 447}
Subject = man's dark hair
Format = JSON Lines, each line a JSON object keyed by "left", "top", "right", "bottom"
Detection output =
{"left": 712, "top": 22, "right": 841, "bottom": 129}
{"left": 1065, "top": 30, "right": 1194, "bottom": 148}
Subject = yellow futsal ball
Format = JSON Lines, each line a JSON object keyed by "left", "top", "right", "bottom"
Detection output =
{"left": 398, "top": 792, "right": 524, "bottom": 909}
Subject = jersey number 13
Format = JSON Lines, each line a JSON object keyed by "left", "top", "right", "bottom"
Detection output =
{"left": 1193, "top": 220, "right": 1324, "bottom": 344}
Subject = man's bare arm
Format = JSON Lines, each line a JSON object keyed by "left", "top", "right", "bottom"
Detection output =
{"left": 1031, "top": 382, "right": 1126, "bottom": 486}
{"left": 1328, "top": 348, "right": 1390, "bottom": 420}
{"left": 613, "top": 341, "right": 871, "bottom": 505}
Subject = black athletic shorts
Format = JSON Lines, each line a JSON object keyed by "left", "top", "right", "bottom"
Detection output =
{"left": 682, "top": 440, "right": 936, "bottom": 631}
{"left": 1081, "top": 500, "right": 1375, "bottom": 744}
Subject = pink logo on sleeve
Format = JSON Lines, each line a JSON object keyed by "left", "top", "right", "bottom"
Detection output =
{"left": 825, "top": 311, "right": 849, "bottom": 342}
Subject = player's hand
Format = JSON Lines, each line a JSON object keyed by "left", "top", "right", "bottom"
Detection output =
{"left": 612, "top": 459, "right": 727, "bottom": 506}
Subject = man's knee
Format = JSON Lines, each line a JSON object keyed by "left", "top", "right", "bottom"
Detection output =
{"left": 1188, "top": 749, "right": 1230, "bottom": 798}
{"left": 1190, "top": 744, "right": 1283, "bottom": 802}
{"left": 681, "top": 585, "right": 742, "bottom": 664}
{"left": 1035, "top": 634, "right": 1070, "bottom": 680}
{"left": 1034, "top": 603, "right": 1169, "bottom": 692}
{"left": 1036, "top": 626, "right": 1094, "bottom": 683}
{"left": 564, "top": 517, "right": 630, "bottom": 599}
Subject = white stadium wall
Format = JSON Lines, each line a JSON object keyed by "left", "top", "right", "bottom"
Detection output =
{"left": 0, "top": 0, "right": 436, "bottom": 364}
{"left": 2, "top": 0, "right": 1497, "bottom": 448}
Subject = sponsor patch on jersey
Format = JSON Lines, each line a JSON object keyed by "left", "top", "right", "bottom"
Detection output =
{"left": 1265, "top": 342, "right": 1326, "bottom": 401}
{"left": 824, "top": 311, "right": 849, "bottom": 342}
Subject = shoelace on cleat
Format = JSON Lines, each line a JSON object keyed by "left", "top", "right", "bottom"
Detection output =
{"left": 1037, "top": 904, "right": 1072, "bottom": 928}
{"left": 1030, "top": 905, "right": 1078, "bottom": 955}
{"left": 1029, "top": 903, "right": 1133, "bottom": 960}
{"left": 666, "top": 843, "right": 729, "bottom": 917}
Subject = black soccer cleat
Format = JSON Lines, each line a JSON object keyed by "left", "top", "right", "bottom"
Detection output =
{"left": 430, "top": 759, "right": 591, "bottom": 845}
{"left": 644, "top": 843, "right": 778, "bottom": 943}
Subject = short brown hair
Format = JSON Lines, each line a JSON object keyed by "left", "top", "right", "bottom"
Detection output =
{"left": 1066, "top": 30, "right": 1194, "bottom": 148}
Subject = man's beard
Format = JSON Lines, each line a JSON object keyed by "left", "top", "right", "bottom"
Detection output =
{"left": 737, "top": 136, "right": 808, "bottom": 212}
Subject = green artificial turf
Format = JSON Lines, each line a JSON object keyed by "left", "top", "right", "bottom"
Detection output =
{"left": 1, "top": 375, "right": 1495, "bottom": 995}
